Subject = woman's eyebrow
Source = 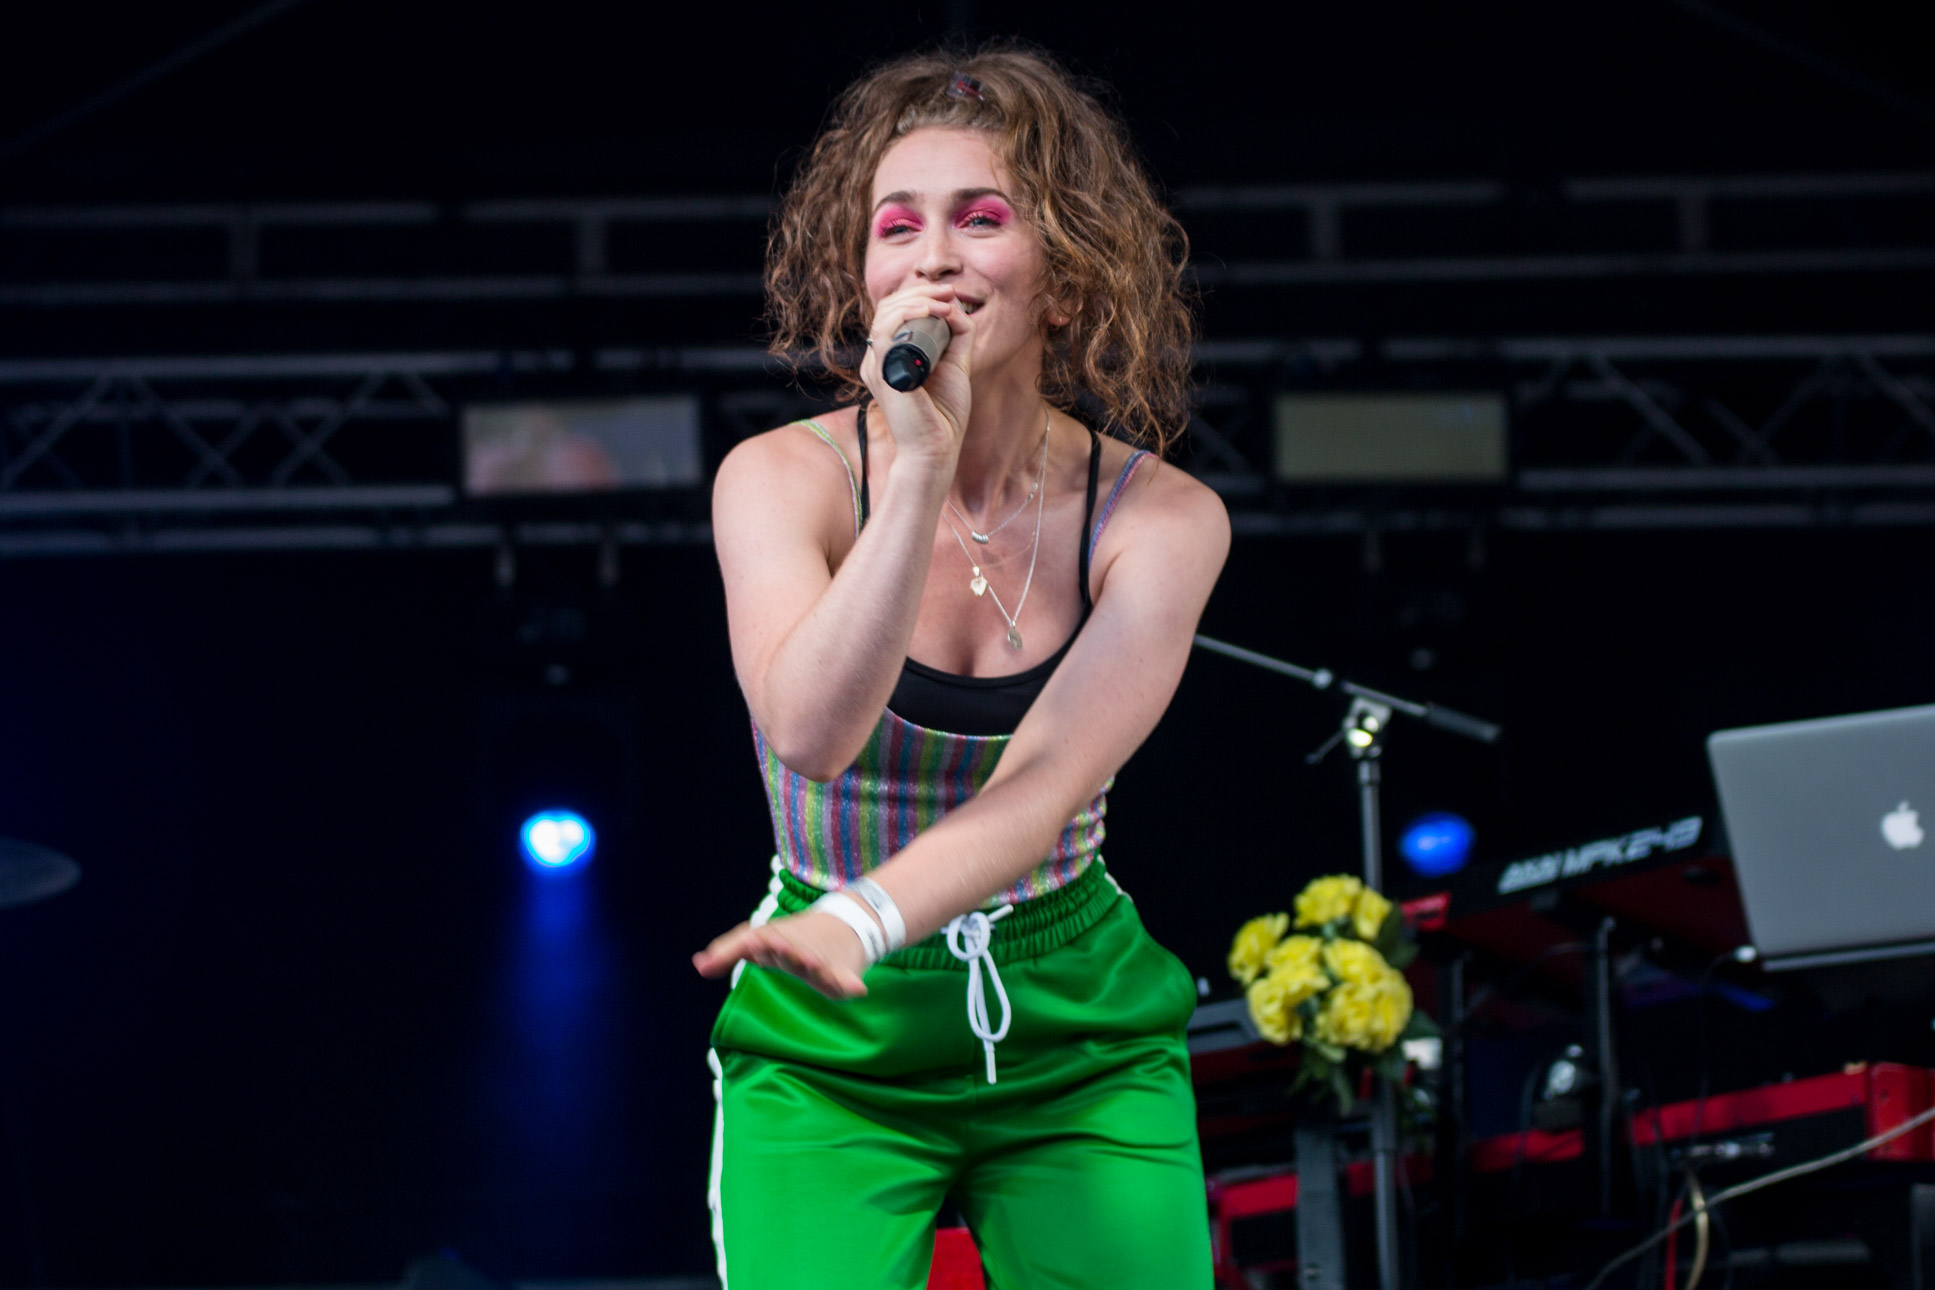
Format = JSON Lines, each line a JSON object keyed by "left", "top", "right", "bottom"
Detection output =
{"left": 871, "top": 187, "right": 1013, "bottom": 213}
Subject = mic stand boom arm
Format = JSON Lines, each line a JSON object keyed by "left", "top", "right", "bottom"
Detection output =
{"left": 1191, "top": 634, "right": 1502, "bottom": 747}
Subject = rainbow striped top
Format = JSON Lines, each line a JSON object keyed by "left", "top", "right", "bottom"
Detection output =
{"left": 754, "top": 713, "right": 1111, "bottom": 906}
{"left": 753, "top": 418, "right": 1147, "bottom": 907}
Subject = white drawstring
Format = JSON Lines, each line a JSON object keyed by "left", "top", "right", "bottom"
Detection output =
{"left": 944, "top": 905, "right": 1014, "bottom": 1084}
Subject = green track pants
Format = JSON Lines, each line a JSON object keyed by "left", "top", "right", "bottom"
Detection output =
{"left": 706, "top": 862, "right": 1213, "bottom": 1289}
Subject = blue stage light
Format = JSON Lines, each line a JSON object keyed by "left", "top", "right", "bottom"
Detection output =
{"left": 521, "top": 811, "right": 596, "bottom": 870}
{"left": 1399, "top": 812, "right": 1474, "bottom": 877}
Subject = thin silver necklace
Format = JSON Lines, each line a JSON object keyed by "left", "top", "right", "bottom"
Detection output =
{"left": 945, "top": 412, "right": 1049, "bottom": 544}
{"left": 941, "top": 430, "right": 1049, "bottom": 650}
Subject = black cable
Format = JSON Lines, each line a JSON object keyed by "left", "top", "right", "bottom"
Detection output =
{"left": 1627, "top": 1053, "right": 1680, "bottom": 1290}
{"left": 1669, "top": 1167, "right": 1720, "bottom": 1290}
{"left": 1627, "top": 1132, "right": 1660, "bottom": 1290}
{"left": 1657, "top": 1173, "right": 1693, "bottom": 1290}
{"left": 1707, "top": 1190, "right": 1736, "bottom": 1290}
{"left": 1687, "top": 949, "right": 1753, "bottom": 1158}
{"left": 1503, "top": 1048, "right": 1565, "bottom": 1288}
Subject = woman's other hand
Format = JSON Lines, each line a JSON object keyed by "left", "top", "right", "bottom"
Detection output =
{"left": 693, "top": 911, "right": 871, "bottom": 1001}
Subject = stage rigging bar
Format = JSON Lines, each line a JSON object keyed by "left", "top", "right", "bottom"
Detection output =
{"left": 0, "top": 336, "right": 1929, "bottom": 554}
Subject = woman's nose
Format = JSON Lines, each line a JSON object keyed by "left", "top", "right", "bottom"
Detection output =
{"left": 914, "top": 228, "right": 960, "bottom": 280}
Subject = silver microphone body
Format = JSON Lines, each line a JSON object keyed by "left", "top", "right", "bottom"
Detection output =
{"left": 881, "top": 316, "right": 950, "bottom": 392}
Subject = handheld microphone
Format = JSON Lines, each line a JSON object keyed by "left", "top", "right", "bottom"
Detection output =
{"left": 881, "top": 316, "right": 950, "bottom": 392}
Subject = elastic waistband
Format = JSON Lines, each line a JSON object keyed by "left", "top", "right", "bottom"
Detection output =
{"left": 773, "top": 861, "right": 1120, "bottom": 969}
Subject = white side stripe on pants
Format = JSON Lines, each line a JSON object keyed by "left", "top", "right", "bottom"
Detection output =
{"left": 706, "top": 1047, "right": 730, "bottom": 1290}
{"left": 708, "top": 864, "right": 784, "bottom": 1289}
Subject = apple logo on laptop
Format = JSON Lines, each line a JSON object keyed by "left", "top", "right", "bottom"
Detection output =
{"left": 1882, "top": 802, "right": 1924, "bottom": 850}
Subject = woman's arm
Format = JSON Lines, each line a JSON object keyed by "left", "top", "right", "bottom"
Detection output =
{"left": 696, "top": 463, "right": 1231, "bottom": 995}
{"left": 715, "top": 286, "right": 972, "bottom": 781}
{"left": 713, "top": 417, "right": 950, "bottom": 781}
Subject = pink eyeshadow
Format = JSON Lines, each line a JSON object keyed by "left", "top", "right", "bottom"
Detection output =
{"left": 958, "top": 200, "right": 1012, "bottom": 225}
{"left": 874, "top": 206, "right": 920, "bottom": 236}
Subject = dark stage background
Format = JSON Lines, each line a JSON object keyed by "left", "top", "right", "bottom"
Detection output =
{"left": 4, "top": 527, "right": 1933, "bottom": 1283}
{"left": 1, "top": 0, "right": 1932, "bottom": 1285}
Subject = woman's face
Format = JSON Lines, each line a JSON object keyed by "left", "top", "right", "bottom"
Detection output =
{"left": 865, "top": 126, "right": 1053, "bottom": 377}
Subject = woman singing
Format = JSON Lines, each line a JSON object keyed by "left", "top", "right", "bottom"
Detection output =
{"left": 693, "top": 43, "right": 1228, "bottom": 1288}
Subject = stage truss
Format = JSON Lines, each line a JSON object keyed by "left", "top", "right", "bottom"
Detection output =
{"left": 2, "top": 172, "right": 1929, "bottom": 305}
{"left": 0, "top": 335, "right": 1931, "bottom": 556}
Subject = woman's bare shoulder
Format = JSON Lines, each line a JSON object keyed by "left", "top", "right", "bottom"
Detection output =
{"left": 712, "top": 406, "right": 866, "bottom": 555}
{"left": 714, "top": 406, "right": 866, "bottom": 501}
{"left": 1080, "top": 433, "right": 1228, "bottom": 606}
{"left": 718, "top": 405, "right": 862, "bottom": 476}
{"left": 1098, "top": 435, "right": 1228, "bottom": 538}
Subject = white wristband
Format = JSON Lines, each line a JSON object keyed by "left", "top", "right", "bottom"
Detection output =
{"left": 844, "top": 875, "right": 907, "bottom": 952}
{"left": 809, "top": 891, "right": 885, "bottom": 966}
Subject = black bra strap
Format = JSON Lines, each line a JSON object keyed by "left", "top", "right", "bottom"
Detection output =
{"left": 1079, "top": 427, "right": 1100, "bottom": 613}
{"left": 857, "top": 402, "right": 872, "bottom": 529}
{"left": 858, "top": 402, "right": 1100, "bottom": 614}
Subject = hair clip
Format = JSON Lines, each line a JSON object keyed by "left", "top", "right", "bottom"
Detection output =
{"left": 946, "top": 72, "right": 986, "bottom": 102}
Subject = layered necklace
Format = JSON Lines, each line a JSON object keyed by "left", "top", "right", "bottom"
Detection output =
{"left": 940, "top": 411, "right": 1051, "bottom": 651}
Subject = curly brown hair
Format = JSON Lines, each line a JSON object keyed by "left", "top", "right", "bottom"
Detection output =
{"left": 764, "top": 42, "right": 1196, "bottom": 456}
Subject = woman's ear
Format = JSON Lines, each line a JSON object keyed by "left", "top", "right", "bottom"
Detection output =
{"left": 1035, "top": 276, "right": 1075, "bottom": 331}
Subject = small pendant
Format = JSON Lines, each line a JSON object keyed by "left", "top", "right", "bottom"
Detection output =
{"left": 1007, "top": 624, "right": 1023, "bottom": 649}
{"left": 970, "top": 530, "right": 991, "bottom": 544}
{"left": 969, "top": 568, "right": 988, "bottom": 597}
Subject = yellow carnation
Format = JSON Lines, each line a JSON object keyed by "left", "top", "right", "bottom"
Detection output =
{"left": 1313, "top": 980, "right": 1374, "bottom": 1050}
{"left": 1246, "top": 971, "right": 1307, "bottom": 1046}
{"left": 1267, "top": 933, "right": 1322, "bottom": 974}
{"left": 1322, "top": 937, "right": 1389, "bottom": 985}
{"left": 1313, "top": 969, "right": 1414, "bottom": 1053}
{"left": 1265, "top": 935, "right": 1330, "bottom": 1007}
{"left": 1364, "top": 970, "right": 1413, "bottom": 1051}
{"left": 1353, "top": 886, "right": 1394, "bottom": 941}
{"left": 1295, "top": 875, "right": 1364, "bottom": 929}
{"left": 1227, "top": 912, "right": 1289, "bottom": 985}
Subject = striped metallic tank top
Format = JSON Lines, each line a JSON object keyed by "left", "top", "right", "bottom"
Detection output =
{"left": 754, "top": 416, "right": 1148, "bottom": 906}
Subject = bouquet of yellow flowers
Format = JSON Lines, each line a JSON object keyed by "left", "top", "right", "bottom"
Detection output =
{"left": 1227, "top": 874, "right": 1438, "bottom": 1113}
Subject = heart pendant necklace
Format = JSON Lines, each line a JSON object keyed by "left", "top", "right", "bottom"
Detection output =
{"left": 940, "top": 410, "right": 1049, "bottom": 650}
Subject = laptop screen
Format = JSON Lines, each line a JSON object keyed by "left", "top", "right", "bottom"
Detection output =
{"left": 1707, "top": 703, "right": 1935, "bottom": 969}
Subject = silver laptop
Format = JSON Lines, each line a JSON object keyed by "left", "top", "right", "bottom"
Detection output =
{"left": 1708, "top": 703, "right": 1935, "bottom": 970}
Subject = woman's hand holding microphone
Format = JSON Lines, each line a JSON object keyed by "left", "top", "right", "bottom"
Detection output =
{"left": 860, "top": 285, "right": 974, "bottom": 478}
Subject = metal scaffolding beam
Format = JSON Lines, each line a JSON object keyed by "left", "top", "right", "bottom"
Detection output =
{"left": 0, "top": 335, "right": 1928, "bottom": 556}
{"left": 2, "top": 170, "right": 1929, "bottom": 307}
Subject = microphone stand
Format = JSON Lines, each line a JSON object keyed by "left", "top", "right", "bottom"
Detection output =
{"left": 1193, "top": 634, "right": 1501, "bottom": 1290}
